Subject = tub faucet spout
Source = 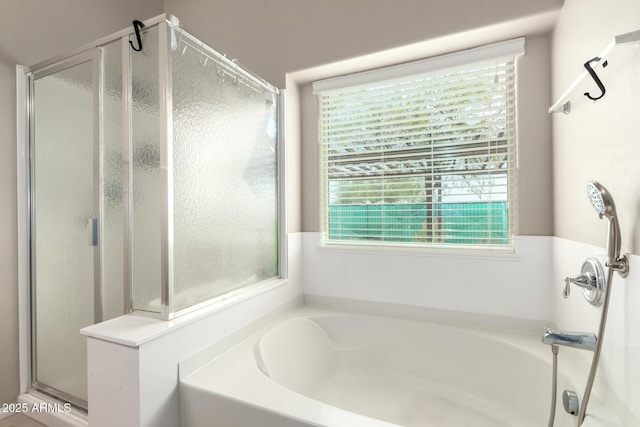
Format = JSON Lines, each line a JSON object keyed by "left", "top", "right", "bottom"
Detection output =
{"left": 542, "top": 328, "right": 597, "bottom": 352}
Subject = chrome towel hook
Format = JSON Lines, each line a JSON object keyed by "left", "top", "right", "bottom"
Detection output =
{"left": 583, "top": 57, "right": 607, "bottom": 101}
{"left": 129, "top": 20, "right": 146, "bottom": 52}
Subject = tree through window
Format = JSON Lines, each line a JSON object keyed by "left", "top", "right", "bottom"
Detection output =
{"left": 314, "top": 39, "right": 523, "bottom": 249}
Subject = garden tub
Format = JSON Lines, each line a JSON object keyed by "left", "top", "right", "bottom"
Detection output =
{"left": 180, "top": 306, "right": 618, "bottom": 427}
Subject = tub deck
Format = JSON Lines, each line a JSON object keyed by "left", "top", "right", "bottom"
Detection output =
{"left": 179, "top": 305, "right": 618, "bottom": 427}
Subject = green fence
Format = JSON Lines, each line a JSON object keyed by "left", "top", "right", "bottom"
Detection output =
{"left": 328, "top": 202, "right": 509, "bottom": 245}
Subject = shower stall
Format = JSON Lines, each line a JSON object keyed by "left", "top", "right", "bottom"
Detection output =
{"left": 20, "top": 14, "right": 283, "bottom": 409}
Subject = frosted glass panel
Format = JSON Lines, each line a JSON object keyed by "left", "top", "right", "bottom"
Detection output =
{"left": 32, "top": 60, "right": 94, "bottom": 402}
{"left": 172, "top": 35, "right": 278, "bottom": 312}
{"left": 28, "top": 22, "right": 281, "bottom": 413}
{"left": 101, "top": 39, "right": 125, "bottom": 320}
{"left": 131, "top": 26, "right": 162, "bottom": 313}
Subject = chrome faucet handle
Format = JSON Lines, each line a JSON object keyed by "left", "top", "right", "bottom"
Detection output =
{"left": 566, "top": 273, "right": 595, "bottom": 288}
{"left": 563, "top": 274, "right": 595, "bottom": 299}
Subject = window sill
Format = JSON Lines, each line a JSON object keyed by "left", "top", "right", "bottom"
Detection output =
{"left": 314, "top": 236, "right": 527, "bottom": 262}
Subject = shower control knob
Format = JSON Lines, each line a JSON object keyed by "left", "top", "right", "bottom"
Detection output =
{"left": 563, "top": 258, "right": 606, "bottom": 307}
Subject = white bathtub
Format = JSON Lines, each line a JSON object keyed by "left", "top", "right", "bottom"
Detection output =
{"left": 180, "top": 306, "right": 619, "bottom": 427}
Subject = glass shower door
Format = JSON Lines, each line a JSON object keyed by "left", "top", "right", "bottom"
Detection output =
{"left": 31, "top": 54, "right": 98, "bottom": 407}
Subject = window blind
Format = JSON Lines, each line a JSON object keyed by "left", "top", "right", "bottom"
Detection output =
{"left": 314, "top": 39, "right": 523, "bottom": 250}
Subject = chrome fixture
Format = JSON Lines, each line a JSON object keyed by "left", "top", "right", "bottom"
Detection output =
{"left": 542, "top": 328, "right": 597, "bottom": 352}
{"left": 586, "top": 181, "right": 629, "bottom": 276}
{"left": 563, "top": 390, "right": 579, "bottom": 416}
{"left": 547, "top": 345, "right": 559, "bottom": 427}
{"left": 544, "top": 181, "right": 630, "bottom": 426}
{"left": 577, "top": 181, "right": 629, "bottom": 425}
{"left": 564, "top": 274, "right": 593, "bottom": 290}
{"left": 563, "top": 257, "right": 606, "bottom": 306}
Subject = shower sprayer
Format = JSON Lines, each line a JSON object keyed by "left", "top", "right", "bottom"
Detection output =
{"left": 586, "top": 181, "right": 629, "bottom": 277}
{"left": 546, "top": 181, "right": 630, "bottom": 427}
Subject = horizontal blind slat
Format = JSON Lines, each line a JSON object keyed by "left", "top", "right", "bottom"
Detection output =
{"left": 317, "top": 51, "right": 518, "bottom": 249}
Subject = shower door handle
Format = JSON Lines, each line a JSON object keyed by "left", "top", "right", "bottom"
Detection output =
{"left": 88, "top": 218, "right": 99, "bottom": 246}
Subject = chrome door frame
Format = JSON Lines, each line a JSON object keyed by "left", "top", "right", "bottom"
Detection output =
{"left": 28, "top": 49, "right": 101, "bottom": 411}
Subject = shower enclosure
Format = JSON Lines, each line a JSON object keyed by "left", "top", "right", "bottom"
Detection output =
{"left": 22, "top": 14, "right": 282, "bottom": 409}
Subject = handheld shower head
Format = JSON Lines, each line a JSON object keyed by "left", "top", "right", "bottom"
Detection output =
{"left": 586, "top": 181, "right": 628, "bottom": 276}
{"left": 586, "top": 181, "right": 616, "bottom": 219}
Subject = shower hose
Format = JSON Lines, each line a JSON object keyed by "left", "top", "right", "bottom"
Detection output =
{"left": 547, "top": 344, "right": 559, "bottom": 427}
{"left": 577, "top": 266, "right": 615, "bottom": 425}
{"left": 547, "top": 266, "right": 616, "bottom": 427}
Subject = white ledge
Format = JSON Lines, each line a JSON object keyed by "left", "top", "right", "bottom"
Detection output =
{"left": 81, "top": 278, "right": 289, "bottom": 347}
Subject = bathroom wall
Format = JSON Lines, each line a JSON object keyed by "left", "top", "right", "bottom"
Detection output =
{"left": 0, "top": 0, "right": 164, "bottom": 409}
{"left": 551, "top": 0, "right": 640, "bottom": 256}
{"left": 0, "top": 62, "right": 19, "bottom": 414}
{"left": 298, "top": 35, "right": 557, "bottom": 321}
{"left": 164, "top": 0, "right": 563, "bottom": 89}
{"left": 1, "top": 1, "right": 565, "bottom": 410}
{"left": 551, "top": 238, "right": 640, "bottom": 424}
{"left": 161, "top": 0, "right": 562, "bottom": 325}
{"left": 83, "top": 233, "right": 303, "bottom": 427}
{"left": 0, "top": 0, "right": 164, "bottom": 67}
{"left": 11, "top": 0, "right": 632, "bottom": 424}
{"left": 550, "top": 0, "right": 640, "bottom": 423}
{"left": 303, "top": 235, "right": 554, "bottom": 322}
{"left": 165, "top": 0, "right": 564, "bottom": 235}
{"left": 299, "top": 36, "right": 554, "bottom": 236}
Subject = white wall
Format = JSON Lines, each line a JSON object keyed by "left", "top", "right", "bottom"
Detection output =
{"left": 85, "top": 233, "right": 303, "bottom": 427}
{"left": 550, "top": 1, "right": 640, "bottom": 423}
{"left": 303, "top": 234, "right": 553, "bottom": 322}
{"left": 551, "top": 0, "right": 640, "bottom": 256}
{"left": 551, "top": 239, "right": 640, "bottom": 425}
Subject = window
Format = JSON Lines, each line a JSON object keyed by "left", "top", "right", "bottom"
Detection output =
{"left": 314, "top": 39, "right": 524, "bottom": 251}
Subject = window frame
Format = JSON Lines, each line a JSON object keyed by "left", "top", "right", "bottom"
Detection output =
{"left": 313, "top": 38, "right": 524, "bottom": 252}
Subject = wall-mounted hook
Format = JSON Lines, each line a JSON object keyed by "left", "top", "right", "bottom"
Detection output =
{"left": 129, "top": 20, "right": 146, "bottom": 52}
{"left": 583, "top": 57, "right": 607, "bottom": 101}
